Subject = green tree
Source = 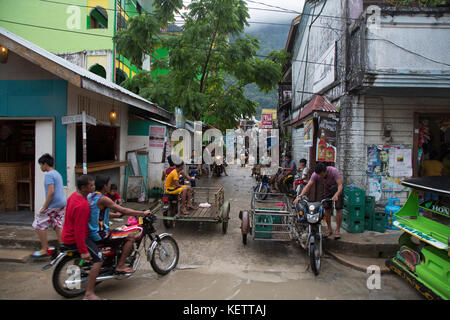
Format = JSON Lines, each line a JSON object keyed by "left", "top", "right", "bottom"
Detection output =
{"left": 113, "top": 0, "right": 288, "bottom": 130}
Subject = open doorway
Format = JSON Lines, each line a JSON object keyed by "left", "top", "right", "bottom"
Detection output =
{"left": 0, "top": 120, "right": 35, "bottom": 217}
{"left": 416, "top": 114, "right": 450, "bottom": 178}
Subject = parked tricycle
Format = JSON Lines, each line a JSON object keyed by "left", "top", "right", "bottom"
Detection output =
{"left": 160, "top": 186, "right": 230, "bottom": 234}
{"left": 385, "top": 177, "right": 449, "bottom": 300}
{"left": 239, "top": 191, "right": 294, "bottom": 245}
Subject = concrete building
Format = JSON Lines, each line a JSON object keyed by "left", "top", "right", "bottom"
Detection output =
{"left": 0, "top": 0, "right": 152, "bottom": 83}
{"left": 0, "top": 27, "right": 171, "bottom": 215}
{"left": 283, "top": 0, "right": 450, "bottom": 204}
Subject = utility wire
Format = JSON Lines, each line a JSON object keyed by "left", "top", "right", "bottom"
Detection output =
{"left": 3, "top": 17, "right": 450, "bottom": 77}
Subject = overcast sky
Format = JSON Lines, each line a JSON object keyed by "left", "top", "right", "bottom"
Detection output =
{"left": 245, "top": 0, "right": 304, "bottom": 22}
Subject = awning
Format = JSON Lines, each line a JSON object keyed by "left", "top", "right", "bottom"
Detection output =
{"left": 291, "top": 95, "right": 338, "bottom": 125}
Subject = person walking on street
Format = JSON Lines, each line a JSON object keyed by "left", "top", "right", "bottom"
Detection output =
{"left": 294, "top": 162, "right": 344, "bottom": 240}
{"left": 32, "top": 154, "right": 66, "bottom": 258}
{"left": 61, "top": 175, "right": 102, "bottom": 300}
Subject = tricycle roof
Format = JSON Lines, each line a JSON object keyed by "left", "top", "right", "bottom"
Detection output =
{"left": 402, "top": 177, "right": 450, "bottom": 196}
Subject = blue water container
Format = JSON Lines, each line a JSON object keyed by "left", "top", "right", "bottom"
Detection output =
{"left": 385, "top": 198, "right": 401, "bottom": 230}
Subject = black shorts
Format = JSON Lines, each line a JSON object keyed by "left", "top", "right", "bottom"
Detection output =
{"left": 323, "top": 185, "right": 344, "bottom": 210}
{"left": 85, "top": 238, "right": 104, "bottom": 263}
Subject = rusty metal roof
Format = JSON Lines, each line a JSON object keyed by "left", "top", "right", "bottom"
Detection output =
{"left": 291, "top": 95, "right": 338, "bottom": 125}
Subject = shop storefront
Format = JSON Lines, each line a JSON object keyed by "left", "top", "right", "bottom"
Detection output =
{"left": 291, "top": 95, "right": 339, "bottom": 201}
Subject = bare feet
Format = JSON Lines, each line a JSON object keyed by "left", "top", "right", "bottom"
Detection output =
{"left": 334, "top": 231, "right": 341, "bottom": 240}
{"left": 181, "top": 208, "right": 189, "bottom": 215}
{"left": 83, "top": 293, "right": 102, "bottom": 300}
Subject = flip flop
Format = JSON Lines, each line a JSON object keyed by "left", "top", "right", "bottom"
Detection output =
{"left": 115, "top": 269, "right": 135, "bottom": 274}
{"left": 334, "top": 233, "right": 341, "bottom": 240}
{"left": 31, "top": 251, "right": 48, "bottom": 258}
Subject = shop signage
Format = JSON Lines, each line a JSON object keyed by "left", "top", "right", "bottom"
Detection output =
{"left": 149, "top": 126, "right": 166, "bottom": 149}
{"left": 62, "top": 114, "right": 96, "bottom": 126}
{"left": 262, "top": 113, "right": 273, "bottom": 129}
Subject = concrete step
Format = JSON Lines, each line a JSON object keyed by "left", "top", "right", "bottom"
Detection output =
{"left": 326, "top": 250, "right": 391, "bottom": 274}
{"left": 323, "top": 219, "right": 401, "bottom": 258}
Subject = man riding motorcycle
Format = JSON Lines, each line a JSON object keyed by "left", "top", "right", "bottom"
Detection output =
{"left": 270, "top": 154, "right": 296, "bottom": 192}
{"left": 87, "top": 175, "right": 151, "bottom": 274}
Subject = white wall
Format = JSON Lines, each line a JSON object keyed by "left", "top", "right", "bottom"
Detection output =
{"left": 34, "top": 120, "right": 54, "bottom": 212}
{"left": 367, "top": 13, "right": 450, "bottom": 74}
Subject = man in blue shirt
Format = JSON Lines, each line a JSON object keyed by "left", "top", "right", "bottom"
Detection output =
{"left": 88, "top": 175, "right": 151, "bottom": 273}
{"left": 270, "top": 154, "right": 296, "bottom": 192}
{"left": 32, "top": 154, "right": 66, "bottom": 257}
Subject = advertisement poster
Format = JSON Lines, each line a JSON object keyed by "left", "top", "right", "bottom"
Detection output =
{"left": 304, "top": 119, "right": 313, "bottom": 147}
{"left": 367, "top": 145, "right": 390, "bottom": 176}
{"left": 149, "top": 126, "right": 166, "bottom": 149}
{"left": 316, "top": 117, "right": 338, "bottom": 163}
{"left": 390, "top": 148, "right": 412, "bottom": 177}
{"left": 368, "top": 177, "right": 382, "bottom": 201}
{"left": 367, "top": 145, "right": 412, "bottom": 178}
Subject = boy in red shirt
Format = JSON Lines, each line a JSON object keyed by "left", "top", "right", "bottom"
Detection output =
{"left": 61, "top": 175, "right": 103, "bottom": 300}
{"left": 106, "top": 184, "right": 122, "bottom": 205}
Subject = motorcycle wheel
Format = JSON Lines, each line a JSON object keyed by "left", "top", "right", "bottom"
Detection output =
{"left": 52, "top": 255, "right": 88, "bottom": 298}
{"left": 150, "top": 235, "right": 179, "bottom": 275}
{"left": 254, "top": 183, "right": 269, "bottom": 200}
{"left": 309, "top": 243, "right": 321, "bottom": 276}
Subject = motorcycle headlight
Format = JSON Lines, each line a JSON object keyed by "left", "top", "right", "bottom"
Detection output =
{"left": 309, "top": 205, "right": 315, "bottom": 211}
{"left": 216, "top": 155, "right": 221, "bottom": 160}
{"left": 307, "top": 213, "right": 320, "bottom": 224}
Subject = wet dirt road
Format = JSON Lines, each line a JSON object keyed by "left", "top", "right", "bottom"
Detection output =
{"left": 0, "top": 166, "right": 422, "bottom": 300}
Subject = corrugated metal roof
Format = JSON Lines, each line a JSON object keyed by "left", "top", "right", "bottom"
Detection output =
{"left": 0, "top": 26, "right": 172, "bottom": 120}
{"left": 291, "top": 95, "right": 338, "bottom": 124}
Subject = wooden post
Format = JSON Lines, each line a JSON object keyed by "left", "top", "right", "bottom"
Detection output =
{"left": 82, "top": 110, "right": 87, "bottom": 175}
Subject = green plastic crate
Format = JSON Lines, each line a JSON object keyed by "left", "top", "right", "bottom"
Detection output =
{"left": 343, "top": 206, "right": 365, "bottom": 220}
{"left": 344, "top": 186, "right": 366, "bottom": 208}
{"left": 256, "top": 208, "right": 284, "bottom": 224}
{"left": 364, "top": 214, "right": 373, "bottom": 231}
{"left": 372, "top": 212, "right": 386, "bottom": 233}
{"left": 342, "top": 215, "right": 364, "bottom": 233}
{"left": 255, "top": 215, "right": 273, "bottom": 239}
{"left": 365, "top": 196, "right": 375, "bottom": 216}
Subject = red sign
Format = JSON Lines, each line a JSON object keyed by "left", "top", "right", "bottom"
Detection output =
{"left": 262, "top": 114, "right": 273, "bottom": 129}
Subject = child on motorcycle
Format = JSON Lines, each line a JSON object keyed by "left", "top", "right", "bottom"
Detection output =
{"left": 293, "top": 159, "right": 309, "bottom": 192}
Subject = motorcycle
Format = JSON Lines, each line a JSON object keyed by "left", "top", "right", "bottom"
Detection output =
{"left": 294, "top": 175, "right": 308, "bottom": 198}
{"left": 253, "top": 173, "right": 271, "bottom": 200}
{"left": 211, "top": 155, "right": 225, "bottom": 177}
{"left": 293, "top": 196, "right": 331, "bottom": 275}
{"left": 43, "top": 214, "right": 179, "bottom": 298}
{"left": 276, "top": 167, "right": 295, "bottom": 196}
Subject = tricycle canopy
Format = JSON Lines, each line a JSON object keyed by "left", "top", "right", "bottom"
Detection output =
{"left": 402, "top": 177, "right": 450, "bottom": 197}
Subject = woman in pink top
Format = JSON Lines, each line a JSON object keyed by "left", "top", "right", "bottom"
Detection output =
{"left": 294, "top": 162, "right": 344, "bottom": 240}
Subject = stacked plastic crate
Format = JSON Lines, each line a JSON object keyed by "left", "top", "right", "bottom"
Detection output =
{"left": 343, "top": 186, "right": 366, "bottom": 233}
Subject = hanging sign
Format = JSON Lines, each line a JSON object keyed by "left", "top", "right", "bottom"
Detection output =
{"left": 316, "top": 117, "right": 338, "bottom": 162}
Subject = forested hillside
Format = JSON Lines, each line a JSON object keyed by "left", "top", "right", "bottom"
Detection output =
{"left": 243, "top": 23, "right": 291, "bottom": 119}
